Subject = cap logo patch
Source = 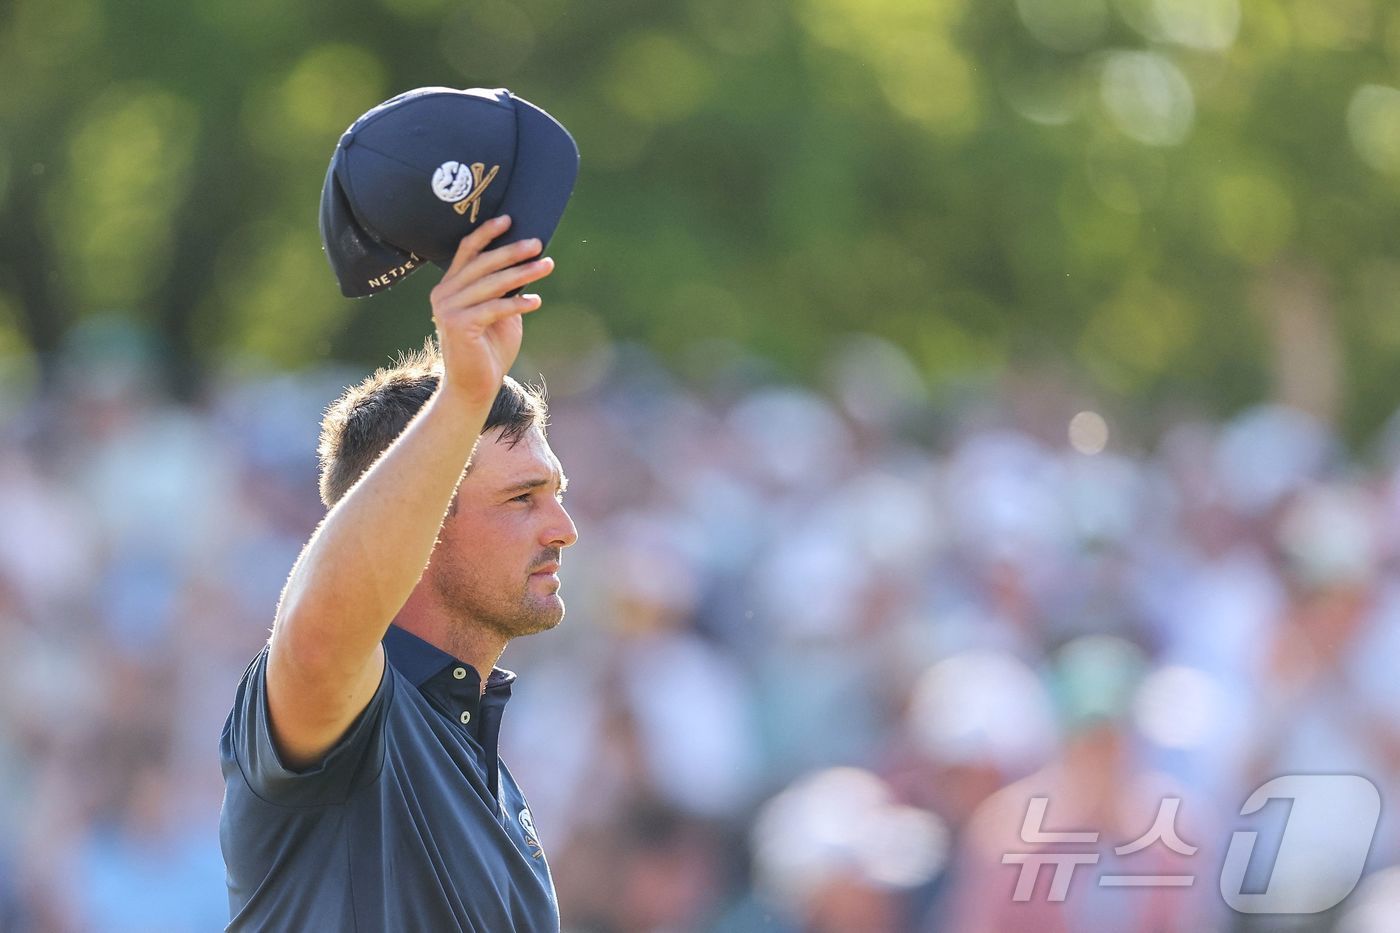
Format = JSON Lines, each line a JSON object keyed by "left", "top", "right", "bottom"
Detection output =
{"left": 431, "top": 160, "right": 500, "bottom": 223}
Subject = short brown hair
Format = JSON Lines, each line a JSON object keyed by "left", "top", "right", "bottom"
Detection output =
{"left": 316, "top": 340, "right": 548, "bottom": 507}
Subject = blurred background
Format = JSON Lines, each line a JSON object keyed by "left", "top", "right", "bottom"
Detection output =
{"left": 4, "top": 0, "right": 1400, "bottom": 930}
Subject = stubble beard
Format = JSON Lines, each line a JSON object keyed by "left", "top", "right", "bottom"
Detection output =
{"left": 431, "top": 561, "right": 565, "bottom": 641}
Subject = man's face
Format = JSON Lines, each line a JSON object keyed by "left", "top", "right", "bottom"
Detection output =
{"left": 429, "top": 424, "right": 577, "bottom": 639}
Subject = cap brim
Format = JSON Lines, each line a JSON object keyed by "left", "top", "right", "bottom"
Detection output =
{"left": 320, "top": 157, "right": 423, "bottom": 298}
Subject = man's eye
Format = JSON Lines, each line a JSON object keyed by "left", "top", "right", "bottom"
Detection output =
{"left": 511, "top": 493, "right": 532, "bottom": 503}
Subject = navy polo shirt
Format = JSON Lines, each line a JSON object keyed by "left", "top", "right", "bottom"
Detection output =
{"left": 219, "top": 625, "right": 557, "bottom": 931}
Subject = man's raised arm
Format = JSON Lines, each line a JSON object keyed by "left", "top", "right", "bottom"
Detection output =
{"left": 265, "top": 216, "right": 554, "bottom": 769}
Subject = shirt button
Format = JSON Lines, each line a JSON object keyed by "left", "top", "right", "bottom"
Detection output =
{"left": 453, "top": 667, "right": 467, "bottom": 680}
{"left": 460, "top": 710, "right": 472, "bottom": 725}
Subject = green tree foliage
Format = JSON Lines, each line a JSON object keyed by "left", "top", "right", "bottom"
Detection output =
{"left": 2, "top": 0, "right": 1398, "bottom": 433}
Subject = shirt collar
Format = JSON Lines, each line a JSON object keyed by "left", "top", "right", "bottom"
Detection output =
{"left": 382, "top": 624, "right": 517, "bottom": 689}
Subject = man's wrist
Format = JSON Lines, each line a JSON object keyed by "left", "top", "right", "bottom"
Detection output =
{"left": 433, "top": 375, "right": 501, "bottom": 415}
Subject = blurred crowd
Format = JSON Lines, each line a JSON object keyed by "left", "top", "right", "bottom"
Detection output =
{"left": 2, "top": 319, "right": 1400, "bottom": 932}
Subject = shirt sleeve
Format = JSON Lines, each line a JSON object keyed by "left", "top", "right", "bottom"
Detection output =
{"left": 221, "top": 644, "right": 394, "bottom": 807}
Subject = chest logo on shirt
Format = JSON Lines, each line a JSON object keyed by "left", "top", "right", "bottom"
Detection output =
{"left": 518, "top": 808, "right": 543, "bottom": 859}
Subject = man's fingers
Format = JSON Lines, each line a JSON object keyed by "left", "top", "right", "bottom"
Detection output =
{"left": 441, "top": 237, "right": 543, "bottom": 292}
{"left": 436, "top": 293, "right": 543, "bottom": 329}
{"left": 437, "top": 257, "right": 554, "bottom": 311}
{"left": 443, "top": 215, "right": 513, "bottom": 279}
{"left": 473, "top": 257, "right": 554, "bottom": 304}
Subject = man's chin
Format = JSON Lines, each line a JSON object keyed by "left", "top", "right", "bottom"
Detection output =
{"left": 505, "top": 598, "right": 565, "bottom": 638}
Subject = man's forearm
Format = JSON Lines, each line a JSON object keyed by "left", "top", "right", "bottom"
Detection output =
{"left": 272, "top": 384, "right": 490, "bottom": 675}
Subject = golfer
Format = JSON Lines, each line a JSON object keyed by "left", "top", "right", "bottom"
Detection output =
{"left": 219, "top": 214, "right": 573, "bottom": 931}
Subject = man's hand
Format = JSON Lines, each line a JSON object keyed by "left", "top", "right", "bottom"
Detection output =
{"left": 429, "top": 215, "right": 555, "bottom": 406}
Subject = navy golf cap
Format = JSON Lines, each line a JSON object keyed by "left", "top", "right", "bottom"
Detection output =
{"left": 319, "top": 87, "right": 579, "bottom": 298}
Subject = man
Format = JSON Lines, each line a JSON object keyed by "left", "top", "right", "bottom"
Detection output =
{"left": 219, "top": 214, "right": 575, "bottom": 931}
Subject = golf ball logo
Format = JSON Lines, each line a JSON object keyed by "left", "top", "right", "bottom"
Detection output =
{"left": 432, "top": 161, "right": 474, "bottom": 202}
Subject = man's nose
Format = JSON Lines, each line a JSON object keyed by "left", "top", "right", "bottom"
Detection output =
{"left": 545, "top": 501, "right": 578, "bottom": 548}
